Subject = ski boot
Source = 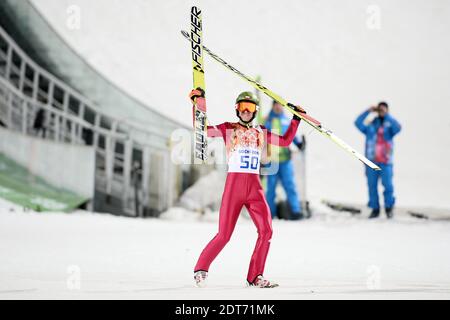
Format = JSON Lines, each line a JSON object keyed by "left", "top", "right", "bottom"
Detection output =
{"left": 194, "top": 270, "right": 208, "bottom": 288}
{"left": 385, "top": 207, "right": 394, "bottom": 219}
{"left": 247, "top": 275, "right": 279, "bottom": 288}
{"left": 289, "top": 212, "right": 304, "bottom": 221}
{"left": 369, "top": 208, "right": 380, "bottom": 219}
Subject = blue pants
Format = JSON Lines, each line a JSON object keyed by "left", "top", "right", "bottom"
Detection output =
{"left": 366, "top": 163, "right": 395, "bottom": 209}
{"left": 265, "top": 160, "right": 301, "bottom": 217}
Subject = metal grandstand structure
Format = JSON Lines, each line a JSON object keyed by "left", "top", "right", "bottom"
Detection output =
{"left": 0, "top": 22, "right": 188, "bottom": 217}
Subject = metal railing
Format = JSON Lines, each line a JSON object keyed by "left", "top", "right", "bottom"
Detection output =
{"left": 0, "top": 24, "right": 176, "bottom": 216}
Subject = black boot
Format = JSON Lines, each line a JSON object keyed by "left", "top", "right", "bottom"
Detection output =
{"left": 385, "top": 207, "right": 394, "bottom": 219}
{"left": 369, "top": 209, "right": 380, "bottom": 219}
{"left": 290, "top": 212, "right": 304, "bottom": 221}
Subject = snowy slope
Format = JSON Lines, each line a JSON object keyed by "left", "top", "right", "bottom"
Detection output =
{"left": 27, "top": 0, "right": 450, "bottom": 209}
{"left": 1, "top": 198, "right": 450, "bottom": 299}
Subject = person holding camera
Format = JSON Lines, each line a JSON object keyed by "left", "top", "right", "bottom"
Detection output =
{"left": 355, "top": 102, "right": 401, "bottom": 219}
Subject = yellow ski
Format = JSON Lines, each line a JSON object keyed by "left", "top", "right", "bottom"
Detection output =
{"left": 189, "top": 7, "right": 207, "bottom": 163}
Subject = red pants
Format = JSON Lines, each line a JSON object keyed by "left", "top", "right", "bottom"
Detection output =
{"left": 194, "top": 172, "right": 273, "bottom": 283}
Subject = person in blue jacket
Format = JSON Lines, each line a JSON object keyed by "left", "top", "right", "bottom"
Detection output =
{"left": 354, "top": 102, "right": 401, "bottom": 218}
{"left": 264, "top": 101, "right": 305, "bottom": 220}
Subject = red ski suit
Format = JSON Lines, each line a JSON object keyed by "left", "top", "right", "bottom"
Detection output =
{"left": 193, "top": 113, "right": 300, "bottom": 283}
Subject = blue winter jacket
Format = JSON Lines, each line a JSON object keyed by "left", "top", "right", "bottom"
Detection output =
{"left": 354, "top": 110, "right": 401, "bottom": 164}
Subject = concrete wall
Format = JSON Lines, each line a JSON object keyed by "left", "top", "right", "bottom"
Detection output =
{"left": 0, "top": 127, "right": 95, "bottom": 199}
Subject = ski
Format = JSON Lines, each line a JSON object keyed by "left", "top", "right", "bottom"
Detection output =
{"left": 322, "top": 199, "right": 362, "bottom": 215}
{"left": 180, "top": 30, "right": 381, "bottom": 171}
{"left": 254, "top": 75, "right": 264, "bottom": 125}
{"left": 189, "top": 7, "right": 208, "bottom": 163}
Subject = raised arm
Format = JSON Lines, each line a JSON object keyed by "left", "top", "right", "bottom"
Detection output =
{"left": 206, "top": 123, "right": 227, "bottom": 137}
{"left": 189, "top": 88, "right": 226, "bottom": 138}
{"left": 264, "top": 118, "right": 301, "bottom": 147}
{"left": 266, "top": 104, "right": 305, "bottom": 146}
{"left": 264, "top": 105, "right": 305, "bottom": 146}
{"left": 354, "top": 109, "right": 371, "bottom": 134}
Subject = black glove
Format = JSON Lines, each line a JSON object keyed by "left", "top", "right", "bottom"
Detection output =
{"left": 288, "top": 103, "right": 307, "bottom": 121}
{"left": 188, "top": 87, "right": 205, "bottom": 102}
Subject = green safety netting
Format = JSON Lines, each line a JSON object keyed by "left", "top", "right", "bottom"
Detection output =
{"left": 0, "top": 153, "right": 89, "bottom": 212}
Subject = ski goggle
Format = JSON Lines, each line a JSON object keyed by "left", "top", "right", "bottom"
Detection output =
{"left": 235, "top": 101, "right": 258, "bottom": 113}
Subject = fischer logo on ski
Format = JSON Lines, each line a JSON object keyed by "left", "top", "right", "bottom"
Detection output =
{"left": 190, "top": 7, "right": 203, "bottom": 70}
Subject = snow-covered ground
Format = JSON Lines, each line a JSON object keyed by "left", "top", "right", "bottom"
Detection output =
{"left": 28, "top": 0, "right": 450, "bottom": 209}
{"left": 1, "top": 197, "right": 450, "bottom": 300}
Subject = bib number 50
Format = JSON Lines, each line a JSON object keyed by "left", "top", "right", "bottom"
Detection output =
{"left": 240, "top": 155, "right": 259, "bottom": 170}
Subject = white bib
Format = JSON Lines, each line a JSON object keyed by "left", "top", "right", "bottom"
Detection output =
{"left": 228, "top": 146, "right": 261, "bottom": 174}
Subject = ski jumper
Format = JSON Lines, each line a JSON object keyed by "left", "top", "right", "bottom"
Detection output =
{"left": 193, "top": 115, "right": 300, "bottom": 283}
{"left": 354, "top": 111, "right": 401, "bottom": 209}
{"left": 264, "top": 110, "right": 303, "bottom": 217}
